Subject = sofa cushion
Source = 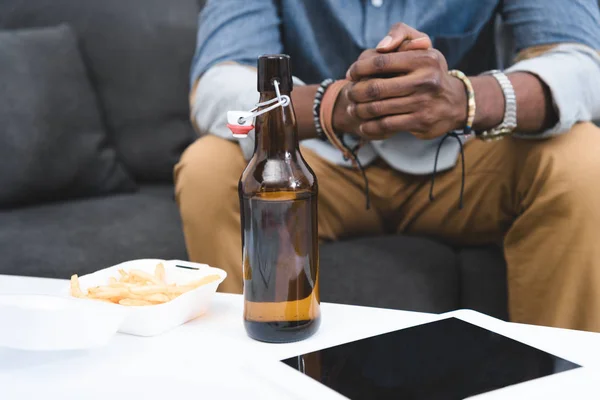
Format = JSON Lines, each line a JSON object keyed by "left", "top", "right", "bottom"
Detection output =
{"left": 0, "top": 0, "right": 202, "bottom": 182}
{"left": 320, "top": 236, "right": 460, "bottom": 313}
{"left": 0, "top": 185, "right": 187, "bottom": 278}
{"left": 0, "top": 24, "right": 135, "bottom": 208}
{"left": 457, "top": 245, "right": 508, "bottom": 320}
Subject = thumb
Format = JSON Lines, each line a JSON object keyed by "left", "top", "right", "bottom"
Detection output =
{"left": 376, "top": 23, "right": 432, "bottom": 53}
{"left": 398, "top": 36, "right": 433, "bottom": 51}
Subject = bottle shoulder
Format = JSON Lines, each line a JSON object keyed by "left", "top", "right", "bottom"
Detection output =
{"left": 240, "top": 151, "right": 317, "bottom": 195}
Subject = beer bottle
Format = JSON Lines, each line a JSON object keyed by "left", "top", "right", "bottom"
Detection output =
{"left": 239, "top": 54, "right": 321, "bottom": 343}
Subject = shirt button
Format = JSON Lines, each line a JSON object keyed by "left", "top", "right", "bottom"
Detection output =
{"left": 372, "top": 0, "right": 383, "bottom": 7}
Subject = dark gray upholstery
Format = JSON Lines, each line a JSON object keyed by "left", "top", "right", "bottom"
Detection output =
{"left": 0, "top": 0, "right": 201, "bottom": 183}
{"left": 321, "top": 238, "right": 508, "bottom": 319}
{"left": 0, "top": 186, "right": 187, "bottom": 278}
{"left": 457, "top": 246, "right": 508, "bottom": 320}
{"left": 320, "top": 236, "right": 459, "bottom": 313}
{"left": 0, "top": 25, "right": 134, "bottom": 208}
{"left": 0, "top": 0, "right": 509, "bottom": 320}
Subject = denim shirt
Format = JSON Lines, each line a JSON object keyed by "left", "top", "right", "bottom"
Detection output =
{"left": 191, "top": 0, "right": 600, "bottom": 174}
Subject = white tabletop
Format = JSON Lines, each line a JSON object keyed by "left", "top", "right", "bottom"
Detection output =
{"left": 1, "top": 275, "right": 599, "bottom": 399}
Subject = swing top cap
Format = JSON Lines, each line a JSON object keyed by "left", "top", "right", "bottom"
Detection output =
{"left": 258, "top": 54, "right": 293, "bottom": 93}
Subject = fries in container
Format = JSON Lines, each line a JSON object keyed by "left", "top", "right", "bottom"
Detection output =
{"left": 68, "top": 259, "right": 227, "bottom": 336}
{"left": 70, "top": 263, "right": 220, "bottom": 306}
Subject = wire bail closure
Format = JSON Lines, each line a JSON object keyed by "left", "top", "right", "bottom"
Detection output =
{"left": 226, "top": 79, "right": 290, "bottom": 137}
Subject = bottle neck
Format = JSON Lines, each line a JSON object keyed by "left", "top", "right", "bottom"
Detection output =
{"left": 254, "top": 91, "right": 298, "bottom": 157}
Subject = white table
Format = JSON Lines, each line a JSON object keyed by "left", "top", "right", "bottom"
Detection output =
{"left": 1, "top": 275, "right": 599, "bottom": 399}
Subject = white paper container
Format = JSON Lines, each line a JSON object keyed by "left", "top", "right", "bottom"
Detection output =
{"left": 0, "top": 294, "right": 127, "bottom": 351}
{"left": 71, "top": 259, "right": 227, "bottom": 337}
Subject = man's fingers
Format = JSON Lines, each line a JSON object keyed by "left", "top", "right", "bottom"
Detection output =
{"left": 347, "top": 53, "right": 411, "bottom": 81}
{"left": 349, "top": 96, "right": 426, "bottom": 120}
{"left": 357, "top": 49, "right": 379, "bottom": 61}
{"left": 348, "top": 76, "right": 420, "bottom": 103}
{"left": 376, "top": 23, "right": 432, "bottom": 53}
{"left": 399, "top": 36, "right": 433, "bottom": 51}
{"left": 348, "top": 63, "right": 444, "bottom": 103}
{"left": 347, "top": 50, "right": 438, "bottom": 81}
{"left": 346, "top": 23, "right": 432, "bottom": 80}
{"left": 348, "top": 77, "right": 417, "bottom": 103}
{"left": 359, "top": 114, "right": 420, "bottom": 138}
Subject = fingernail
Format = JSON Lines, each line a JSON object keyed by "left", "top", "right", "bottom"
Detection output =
{"left": 411, "top": 37, "right": 429, "bottom": 43}
{"left": 376, "top": 35, "right": 393, "bottom": 49}
{"left": 346, "top": 68, "right": 352, "bottom": 80}
{"left": 346, "top": 104, "right": 354, "bottom": 116}
{"left": 344, "top": 86, "right": 352, "bottom": 101}
{"left": 359, "top": 124, "right": 365, "bottom": 134}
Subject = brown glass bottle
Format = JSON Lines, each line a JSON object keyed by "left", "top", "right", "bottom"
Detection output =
{"left": 239, "top": 54, "right": 320, "bottom": 343}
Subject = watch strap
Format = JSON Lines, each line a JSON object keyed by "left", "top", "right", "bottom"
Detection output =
{"left": 478, "top": 70, "right": 517, "bottom": 141}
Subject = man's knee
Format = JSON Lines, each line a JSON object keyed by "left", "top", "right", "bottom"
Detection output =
{"left": 520, "top": 122, "right": 600, "bottom": 209}
{"left": 174, "top": 135, "right": 246, "bottom": 210}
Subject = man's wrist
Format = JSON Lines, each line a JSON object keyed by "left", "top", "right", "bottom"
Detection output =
{"left": 449, "top": 75, "right": 469, "bottom": 131}
{"left": 449, "top": 74, "right": 507, "bottom": 133}
{"left": 470, "top": 75, "right": 505, "bottom": 131}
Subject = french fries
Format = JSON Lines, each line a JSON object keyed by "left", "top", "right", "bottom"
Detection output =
{"left": 129, "top": 269, "right": 164, "bottom": 286}
{"left": 155, "top": 263, "right": 166, "bottom": 283}
{"left": 70, "top": 264, "right": 220, "bottom": 306}
{"left": 70, "top": 275, "right": 85, "bottom": 298}
{"left": 118, "top": 299, "right": 154, "bottom": 306}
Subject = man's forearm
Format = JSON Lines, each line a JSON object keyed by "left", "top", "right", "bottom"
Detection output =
{"left": 297, "top": 72, "right": 558, "bottom": 140}
{"left": 295, "top": 72, "right": 559, "bottom": 141}
{"left": 470, "top": 72, "right": 557, "bottom": 134}
{"left": 470, "top": 43, "right": 600, "bottom": 136}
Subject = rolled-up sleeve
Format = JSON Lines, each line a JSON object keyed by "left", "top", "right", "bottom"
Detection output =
{"left": 190, "top": 0, "right": 282, "bottom": 86}
{"left": 507, "top": 45, "right": 600, "bottom": 137}
{"left": 501, "top": 0, "right": 600, "bottom": 136}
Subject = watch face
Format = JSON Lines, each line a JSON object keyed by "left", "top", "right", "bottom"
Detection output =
{"left": 281, "top": 318, "right": 580, "bottom": 400}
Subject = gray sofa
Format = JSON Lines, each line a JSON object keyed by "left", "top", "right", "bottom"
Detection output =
{"left": 0, "top": 0, "right": 509, "bottom": 320}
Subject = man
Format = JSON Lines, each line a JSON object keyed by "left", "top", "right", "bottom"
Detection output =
{"left": 177, "top": 0, "right": 600, "bottom": 331}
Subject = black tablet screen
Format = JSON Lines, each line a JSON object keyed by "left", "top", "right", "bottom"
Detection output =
{"left": 281, "top": 317, "right": 580, "bottom": 400}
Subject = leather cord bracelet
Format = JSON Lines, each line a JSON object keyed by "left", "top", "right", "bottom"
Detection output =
{"left": 430, "top": 70, "right": 477, "bottom": 210}
{"left": 319, "top": 80, "right": 356, "bottom": 162}
{"left": 319, "top": 79, "right": 371, "bottom": 209}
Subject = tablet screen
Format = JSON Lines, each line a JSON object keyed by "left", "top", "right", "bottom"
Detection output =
{"left": 281, "top": 317, "right": 579, "bottom": 400}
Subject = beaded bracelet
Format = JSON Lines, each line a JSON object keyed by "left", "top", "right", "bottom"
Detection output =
{"left": 447, "top": 69, "right": 476, "bottom": 134}
{"left": 313, "top": 78, "right": 335, "bottom": 140}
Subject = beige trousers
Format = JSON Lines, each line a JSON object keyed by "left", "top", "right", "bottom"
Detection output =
{"left": 175, "top": 122, "right": 600, "bottom": 332}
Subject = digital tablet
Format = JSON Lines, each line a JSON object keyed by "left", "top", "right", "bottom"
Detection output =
{"left": 281, "top": 317, "right": 580, "bottom": 400}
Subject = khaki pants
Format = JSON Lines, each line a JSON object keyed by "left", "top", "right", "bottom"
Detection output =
{"left": 175, "top": 122, "right": 600, "bottom": 332}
